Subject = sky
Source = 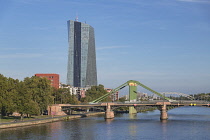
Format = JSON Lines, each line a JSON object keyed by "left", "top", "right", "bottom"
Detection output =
{"left": 0, "top": 0, "right": 210, "bottom": 95}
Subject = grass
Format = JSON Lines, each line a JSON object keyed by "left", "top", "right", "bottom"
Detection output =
{"left": 0, "top": 116, "right": 18, "bottom": 123}
{"left": 0, "top": 115, "right": 51, "bottom": 123}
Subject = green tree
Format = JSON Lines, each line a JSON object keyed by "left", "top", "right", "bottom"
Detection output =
{"left": 81, "top": 84, "right": 112, "bottom": 103}
{"left": 52, "top": 88, "right": 80, "bottom": 104}
{"left": 0, "top": 74, "right": 19, "bottom": 116}
{"left": 23, "top": 76, "right": 54, "bottom": 115}
{"left": 0, "top": 74, "right": 56, "bottom": 117}
{"left": 118, "top": 96, "right": 126, "bottom": 102}
{"left": 15, "top": 81, "right": 40, "bottom": 119}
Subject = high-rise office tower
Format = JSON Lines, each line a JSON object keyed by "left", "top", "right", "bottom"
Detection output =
{"left": 67, "top": 20, "right": 97, "bottom": 87}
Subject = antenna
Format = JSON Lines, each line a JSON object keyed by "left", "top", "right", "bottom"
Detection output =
{"left": 75, "top": 13, "right": 78, "bottom": 22}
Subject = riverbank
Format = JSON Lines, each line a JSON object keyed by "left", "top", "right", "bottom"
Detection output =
{"left": 0, "top": 112, "right": 105, "bottom": 129}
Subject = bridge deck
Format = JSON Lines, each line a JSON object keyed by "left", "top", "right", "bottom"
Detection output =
{"left": 56, "top": 101, "right": 210, "bottom": 108}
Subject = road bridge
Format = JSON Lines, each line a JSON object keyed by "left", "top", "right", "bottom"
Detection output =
{"left": 48, "top": 100, "right": 210, "bottom": 120}
{"left": 89, "top": 80, "right": 175, "bottom": 114}
{"left": 48, "top": 80, "right": 209, "bottom": 120}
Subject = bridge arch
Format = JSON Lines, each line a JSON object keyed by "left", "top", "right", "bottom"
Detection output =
{"left": 161, "top": 92, "right": 194, "bottom": 100}
{"left": 90, "top": 80, "right": 172, "bottom": 103}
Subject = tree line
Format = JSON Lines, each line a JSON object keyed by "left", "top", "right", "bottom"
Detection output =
{"left": 3, "top": 73, "right": 208, "bottom": 118}
{"left": 0, "top": 74, "right": 111, "bottom": 118}
{"left": 0, "top": 74, "right": 80, "bottom": 118}
{"left": 191, "top": 93, "right": 210, "bottom": 101}
{"left": 167, "top": 93, "right": 210, "bottom": 101}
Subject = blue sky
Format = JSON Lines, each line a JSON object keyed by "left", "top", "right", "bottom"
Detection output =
{"left": 0, "top": 0, "right": 210, "bottom": 95}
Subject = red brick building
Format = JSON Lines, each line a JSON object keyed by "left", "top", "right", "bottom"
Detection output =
{"left": 35, "top": 73, "right": 59, "bottom": 89}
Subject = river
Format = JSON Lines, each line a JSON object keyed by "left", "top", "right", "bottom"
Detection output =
{"left": 1, "top": 106, "right": 210, "bottom": 140}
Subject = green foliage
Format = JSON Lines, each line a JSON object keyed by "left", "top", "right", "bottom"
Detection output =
{"left": 0, "top": 74, "right": 55, "bottom": 117}
{"left": 118, "top": 96, "right": 127, "bottom": 102}
{"left": 52, "top": 88, "right": 80, "bottom": 104}
{"left": 0, "top": 74, "right": 19, "bottom": 116}
{"left": 80, "top": 84, "right": 112, "bottom": 103}
{"left": 16, "top": 81, "right": 41, "bottom": 116}
{"left": 0, "top": 74, "right": 82, "bottom": 117}
{"left": 191, "top": 93, "right": 210, "bottom": 101}
{"left": 22, "top": 76, "right": 54, "bottom": 114}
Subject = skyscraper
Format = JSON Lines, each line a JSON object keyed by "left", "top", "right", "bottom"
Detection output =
{"left": 67, "top": 20, "right": 97, "bottom": 87}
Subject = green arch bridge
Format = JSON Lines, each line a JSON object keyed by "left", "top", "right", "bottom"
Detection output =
{"left": 90, "top": 80, "right": 173, "bottom": 104}
{"left": 48, "top": 80, "right": 208, "bottom": 120}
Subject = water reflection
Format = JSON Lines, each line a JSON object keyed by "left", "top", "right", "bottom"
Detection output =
{"left": 129, "top": 114, "right": 137, "bottom": 119}
{"left": 161, "top": 120, "right": 168, "bottom": 140}
{"left": 129, "top": 122, "right": 137, "bottom": 137}
{"left": 105, "top": 119, "right": 114, "bottom": 124}
{"left": 0, "top": 123, "right": 51, "bottom": 139}
{"left": 161, "top": 120, "right": 168, "bottom": 124}
{"left": 1, "top": 107, "right": 210, "bottom": 140}
{"left": 49, "top": 121, "right": 64, "bottom": 139}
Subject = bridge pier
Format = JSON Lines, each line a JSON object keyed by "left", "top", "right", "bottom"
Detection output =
{"left": 104, "top": 103, "right": 114, "bottom": 119}
{"left": 47, "top": 104, "right": 67, "bottom": 116}
{"left": 129, "top": 106, "right": 137, "bottom": 114}
{"left": 128, "top": 82, "right": 138, "bottom": 114}
{"left": 160, "top": 104, "right": 168, "bottom": 120}
{"left": 156, "top": 102, "right": 171, "bottom": 120}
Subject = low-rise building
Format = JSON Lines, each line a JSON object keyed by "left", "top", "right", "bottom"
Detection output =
{"left": 105, "top": 88, "right": 119, "bottom": 101}
{"left": 35, "top": 73, "right": 59, "bottom": 89}
{"left": 59, "top": 83, "right": 90, "bottom": 100}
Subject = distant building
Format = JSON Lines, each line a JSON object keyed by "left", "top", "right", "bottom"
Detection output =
{"left": 35, "top": 73, "right": 59, "bottom": 89}
{"left": 59, "top": 83, "right": 90, "bottom": 100}
{"left": 66, "top": 19, "right": 97, "bottom": 87}
{"left": 105, "top": 88, "right": 119, "bottom": 101}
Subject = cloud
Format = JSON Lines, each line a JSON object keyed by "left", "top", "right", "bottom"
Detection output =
{"left": 0, "top": 53, "right": 43, "bottom": 59}
{"left": 177, "top": 0, "right": 210, "bottom": 4}
{"left": 97, "top": 46, "right": 129, "bottom": 50}
{"left": 0, "top": 48, "right": 37, "bottom": 51}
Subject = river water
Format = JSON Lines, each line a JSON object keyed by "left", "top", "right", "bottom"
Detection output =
{"left": 1, "top": 106, "right": 210, "bottom": 140}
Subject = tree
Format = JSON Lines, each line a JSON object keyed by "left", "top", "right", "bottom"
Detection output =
{"left": 118, "top": 96, "right": 126, "bottom": 102}
{"left": 52, "top": 88, "right": 80, "bottom": 104}
{"left": 0, "top": 74, "right": 8, "bottom": 116}
{"left": 23, "top": 76, "right": 54, "bottom": 115}
{"left": 15, "top": 81, "right": 40, "bottom": 119}
{"left": 0, "top": 74, "right": 19, "bottom": 116}
{"left": 0, "top": 74, "right": 56, "bottom": 117}
{"left": 81, "top": 84, "right": 112, "bottom": 103}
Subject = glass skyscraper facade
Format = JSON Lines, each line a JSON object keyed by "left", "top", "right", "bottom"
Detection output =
{"left": 67, "top": 20, "right": 97, "bottom": 87}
